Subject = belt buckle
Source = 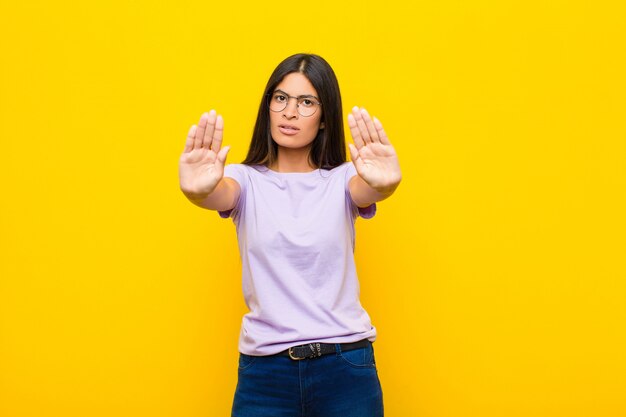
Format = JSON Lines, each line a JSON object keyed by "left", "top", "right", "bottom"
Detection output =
{"left": 288, "top": 347, "right": 304, "bottom": 360}
{"left": 288, "top": 343, "right": 322, "bottom": 360}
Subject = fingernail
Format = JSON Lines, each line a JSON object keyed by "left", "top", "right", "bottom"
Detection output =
{"left": 352, "top": 106, "right": 359, "bottom": 111}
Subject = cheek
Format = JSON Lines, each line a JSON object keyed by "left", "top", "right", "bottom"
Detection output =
{"left": 306, "top": 115, "right": 323, "bottom": 132}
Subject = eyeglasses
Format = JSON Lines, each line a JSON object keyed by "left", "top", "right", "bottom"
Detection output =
{"left": 268, "top": 90, "right": 322, "bottom": 117}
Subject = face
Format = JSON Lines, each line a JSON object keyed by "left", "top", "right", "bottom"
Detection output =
{"left": 269, "top": 72, "right": 324, "bottom": 151}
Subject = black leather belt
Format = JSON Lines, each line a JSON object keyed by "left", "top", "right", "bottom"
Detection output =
{"left": 279, "top": 339, "right": 371, "bottom": 360}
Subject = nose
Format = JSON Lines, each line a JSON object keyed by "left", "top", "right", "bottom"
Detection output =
{"left": 283, "top": 97, "right": 299, "bottom": 119}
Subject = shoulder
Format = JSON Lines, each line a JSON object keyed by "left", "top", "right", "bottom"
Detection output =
{"left": 223, "top": 164, "right": 254, "bottom": 189}
{"left": 224, "top": 163, "right": 250, "bottom": 172}
{"left": 225, "top": 163, "right": 271, "bottom": 176}
{"left": 335, "top": 161, "right": 353, "bottom": 170}
{"left": 322, "top": 161, "right": 354, "bottom": 178}
{"left": 335, "top": 161, "right": 357, "bottom": 186}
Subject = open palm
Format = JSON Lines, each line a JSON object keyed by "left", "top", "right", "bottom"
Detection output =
{"left": 347, "top": 107, "right": 401, "bottom": 190}
{"left": 179, "top": 110, "right": 230, "bottom": 196}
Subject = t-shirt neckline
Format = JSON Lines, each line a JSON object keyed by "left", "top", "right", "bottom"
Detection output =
{"left": 255, "top": 165, "right": 325, "bottom": 177}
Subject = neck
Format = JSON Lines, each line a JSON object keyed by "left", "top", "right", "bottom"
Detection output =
{"left": 270, "top": 145, "right": 316, "bottom": 173}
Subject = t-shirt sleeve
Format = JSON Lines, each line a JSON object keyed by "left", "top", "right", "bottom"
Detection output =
{"left": 344, "top": 162, "right": 377, "bottom": 219}
{"left": 218, "top": 164, "right": 247, "bottom": 219}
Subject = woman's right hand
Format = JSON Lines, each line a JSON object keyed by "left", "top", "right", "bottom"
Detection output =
{"left": 179, "top": 110, "right": 230, "bottom": 197}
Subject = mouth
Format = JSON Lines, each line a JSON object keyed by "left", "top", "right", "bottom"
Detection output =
{"left": 278, "top": 124, "right": 300, "bottom": 135}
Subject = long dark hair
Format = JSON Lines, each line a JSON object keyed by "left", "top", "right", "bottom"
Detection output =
{"left": 241, "top": 53, "right": 346, "bottom": 170}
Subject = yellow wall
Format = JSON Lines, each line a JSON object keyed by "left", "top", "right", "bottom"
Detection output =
{"left": 1, "top": 1, "right": 625, "bottom": 416}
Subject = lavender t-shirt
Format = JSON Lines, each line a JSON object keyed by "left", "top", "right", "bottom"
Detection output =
{"left": 218, "top": 161, "right": 377, "bottom": 356}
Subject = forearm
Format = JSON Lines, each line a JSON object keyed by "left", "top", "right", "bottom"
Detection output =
{"left": 184, "top": 191, "right": 212, "bottom": 208}
{"left": 181, "top": 178, "right": 237, "bottom": 211}
{"left": 350, "top": 175, "right": 401, "bottom": 208}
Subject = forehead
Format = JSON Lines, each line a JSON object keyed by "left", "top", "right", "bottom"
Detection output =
{"left": 274, "top": 72, "right": 318, "bottom": 96}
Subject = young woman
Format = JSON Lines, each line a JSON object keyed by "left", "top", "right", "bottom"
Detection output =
{"left": 179, "top": 53, "right": 401, "bottom": 416}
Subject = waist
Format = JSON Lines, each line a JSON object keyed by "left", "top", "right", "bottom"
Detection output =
{"left": 273, "top": 339, "right": 372, "bottom": 360}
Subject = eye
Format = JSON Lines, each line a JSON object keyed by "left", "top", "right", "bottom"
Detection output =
{"left": 274, "top": 94, "right": 286, "bottom": 102}
{"left": 301, "top": 99, "right": 314, "bottom": 107}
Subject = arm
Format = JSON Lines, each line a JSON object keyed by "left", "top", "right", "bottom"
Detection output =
{"left": 182, "top": 177, "right": 241, "bottom": 211}
{"left": 349, "top": 174, "right": 400, "bottom": 208}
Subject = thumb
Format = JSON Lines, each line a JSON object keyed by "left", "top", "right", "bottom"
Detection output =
{"left": 217, "top": 145, "right": 230, "bottom": 165}
{"left": 349, "top": 143, "right": 364, "bottom": 175}
{"left": 348, "top": 143, "right": 359, "bottom": 163}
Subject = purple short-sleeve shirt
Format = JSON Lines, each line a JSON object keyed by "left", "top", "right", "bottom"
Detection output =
{"left": 218, "top": 162, "right": 377, "bottom": 356}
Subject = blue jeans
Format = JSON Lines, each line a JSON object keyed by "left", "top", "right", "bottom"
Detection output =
{"left": 231, "top": 341, "right": 384, "bottom": 417}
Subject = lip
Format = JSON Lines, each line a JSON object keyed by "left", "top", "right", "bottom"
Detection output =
{"left": 278, "top": 125, "right": 300, "bottom": 136}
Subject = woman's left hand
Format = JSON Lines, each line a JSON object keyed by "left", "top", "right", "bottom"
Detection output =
{"left": 347, "top": 106, "right": 402, "bottom": 191}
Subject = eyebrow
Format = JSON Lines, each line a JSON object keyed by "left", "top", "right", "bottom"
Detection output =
{"left": 273, "top": 89, "right": 320, "bottom": 100}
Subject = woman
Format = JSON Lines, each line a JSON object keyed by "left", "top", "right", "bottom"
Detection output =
{"left": 179, "top": 53, "right": 401, "bottom": 416}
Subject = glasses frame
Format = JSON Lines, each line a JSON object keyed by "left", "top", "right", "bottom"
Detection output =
{"left": 267, "top": 90, "right": 322, "bottom": 117}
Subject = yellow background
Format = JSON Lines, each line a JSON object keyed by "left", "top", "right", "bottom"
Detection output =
{"left": 1, "top": 0, "right": 625, "bottom": 416}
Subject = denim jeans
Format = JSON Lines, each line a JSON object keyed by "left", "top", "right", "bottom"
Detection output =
{"left": 231, "top": 341, "right": 384, "bottom": 417}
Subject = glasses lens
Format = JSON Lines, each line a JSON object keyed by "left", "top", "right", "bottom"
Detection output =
{"left": 269, "top": 93, "right": 287, "bottom": 112}
{"left": 297, "top": 98, "right": 319, "bottom": 117}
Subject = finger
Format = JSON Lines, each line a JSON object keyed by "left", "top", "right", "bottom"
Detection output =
{"left": 352, "top": 106, "right": 371, "bottom": 144}
{"left": 347, "top": 113, "right": 365, "bottom": 149}
{"left": 373, "top": 117, "right": 391, "bottom": 145}
{"left": 348, "top": 143, "right": 359, "bottom": 162}
{"left": 211, "top": 114, "right": 224, "bottom": 152}
{"left": 202, "top": 109, "right": 217, "bottom": 149}
{"left": 360, "top": 108, "right": 380, "bottom": 143}
{"left": 216, "top": 145, "right": 230, "bottom": 165}
{"left": 194, "top": 113, "right": 209, "bottom": 150}
{"left": 184, "top": 125, "right": 196, "bottom": 152}
{"left": 349, "top": 143, "right": 364, "bottom": 172}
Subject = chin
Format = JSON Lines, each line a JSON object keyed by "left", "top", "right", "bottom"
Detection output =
{"left": 273, "top": 140, "right": 313, "bottom": 150}
{"left": 271, "top": 132, "right": 315, "bottom": 150}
